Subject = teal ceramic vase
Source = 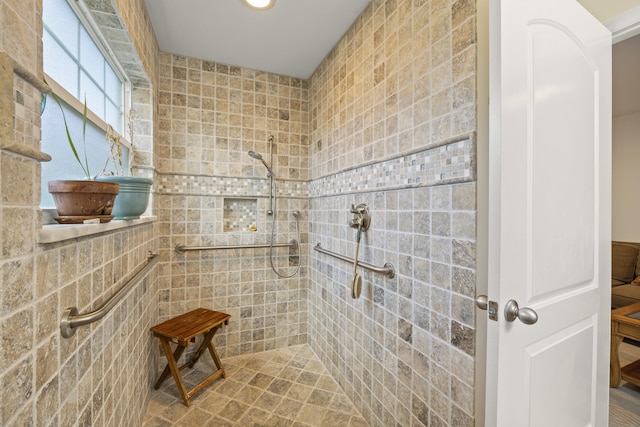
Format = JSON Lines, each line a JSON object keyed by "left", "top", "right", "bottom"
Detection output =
{"left": 96, "top": 176, "right": 152, "bottom": 220}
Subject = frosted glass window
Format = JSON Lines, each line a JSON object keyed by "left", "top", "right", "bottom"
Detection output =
{"left": 80, "top": 72, "right": 105, "bottom": 118}
{"left": 43, "top": 0, "right": 124, "bottom": 129}
{"left": 105, "top": 101, "right": 121, "bottom": 128}
{"left": 44, "top": 0, "right": 79, "bottom": 56}
{"left": 43, "top": 31, "right": 78, "bottom": 92}
{"left": 41, "top": 0, "right": 131, "bottom": 213}
{"left": 106, "top": 66, "right": 121, "bottom": 99}
{"left": 80, "top": 27, "right": 105, "bottom": 84}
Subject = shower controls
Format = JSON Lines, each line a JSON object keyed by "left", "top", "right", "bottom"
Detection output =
{"left": 349, "top": 203, "right": 370, "bottom": 231}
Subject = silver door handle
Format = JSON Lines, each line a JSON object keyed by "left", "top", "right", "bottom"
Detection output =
{"left": 504, "top": 299, "right": 538, "bottom": 325}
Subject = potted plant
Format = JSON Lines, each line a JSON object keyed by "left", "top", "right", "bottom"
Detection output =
{"left": 46, "top": 87, "right": 119, "bottom": 224}
{"left": 96, "top": 110, "right": 152, "bottom": 220}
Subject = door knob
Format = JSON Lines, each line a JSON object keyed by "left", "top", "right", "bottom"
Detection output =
{"left": 504, "top": 299, "right": 538, "bottom": 325}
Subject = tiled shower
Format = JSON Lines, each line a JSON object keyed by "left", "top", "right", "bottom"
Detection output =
{"left": 0, "top": 0, "right": 476, "bottom": 426}
{"left": 155, "top": 53, "right": 311, "bottom": 355}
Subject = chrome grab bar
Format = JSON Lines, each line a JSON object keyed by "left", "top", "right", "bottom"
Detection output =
{"left": 313, "top": 243, "right": 395, "bottom": 278}
{"left": 60, "top": 252, "right": 159, "bottom": 338}
{"left": 175, "top": 242, "right": 297, "bottom": 253}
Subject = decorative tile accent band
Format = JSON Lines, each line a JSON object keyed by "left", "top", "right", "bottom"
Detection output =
{"left": 310, "top": 136, "right": 474, "bottom": 198}
{"left": 156, "top": 135, "right": 474, "bottom": 199}
{"left": 155, "top": 174, "right": 308, "bottom": 198}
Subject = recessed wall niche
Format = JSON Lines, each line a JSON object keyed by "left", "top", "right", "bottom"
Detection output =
{"left": 223, "top": 198, "right": 258, "bottom": 232}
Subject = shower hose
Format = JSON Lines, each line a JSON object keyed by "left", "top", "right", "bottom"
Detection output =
{"left": 268, "top": 181, "right": 301, "bottom": 278}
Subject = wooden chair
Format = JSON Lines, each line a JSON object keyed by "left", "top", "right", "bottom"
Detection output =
{"left": 150, "top": 308, "right": 231, "bottom": 406}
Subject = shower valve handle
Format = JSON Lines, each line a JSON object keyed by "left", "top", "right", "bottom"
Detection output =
{"left": 349, "top": 203, "right": 371, "bottom": 232}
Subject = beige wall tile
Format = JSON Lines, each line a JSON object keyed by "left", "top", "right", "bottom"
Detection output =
{"left": 1, "top": 0, "right": 479, "bottom": 426}
{"left": 1, "top": 0, "right": 160, "bottom": 425}
{"left": 307, "top": 1, "right": 476, "bottom": 425}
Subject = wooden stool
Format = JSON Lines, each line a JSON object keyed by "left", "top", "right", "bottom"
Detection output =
{"left": 151, "top": 308, "right": 231, "bottom": 406}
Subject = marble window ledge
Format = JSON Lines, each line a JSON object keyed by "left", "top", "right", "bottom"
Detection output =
{"left": 38, "top": 216, "right": 156, "bottom": 244}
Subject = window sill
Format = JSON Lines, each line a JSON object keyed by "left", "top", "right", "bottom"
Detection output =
{"left": 38, "top": 216, "right": 156, "bottom": 244}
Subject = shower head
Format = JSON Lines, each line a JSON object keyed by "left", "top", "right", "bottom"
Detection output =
{"left": 248, "top": 150, "right": 274, "bottom": 177}
{"left": 248, "top": 150, "right": 263, "bottom": 160}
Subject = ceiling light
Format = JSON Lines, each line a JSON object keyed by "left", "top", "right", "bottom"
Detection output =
{"left": 242, "top": 0, "right": 276, "bottom": 10}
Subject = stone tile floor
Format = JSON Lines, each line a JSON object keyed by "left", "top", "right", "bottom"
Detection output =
{"left": 143, "top": 344, "right": 369, "bottom": 426}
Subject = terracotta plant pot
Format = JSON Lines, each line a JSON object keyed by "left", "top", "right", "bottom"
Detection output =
{"left": 48, "top": 180, "right": 120, "bottom": 223}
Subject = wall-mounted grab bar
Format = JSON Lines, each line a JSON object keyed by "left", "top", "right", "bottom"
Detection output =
{"left": 60, "top": 252, "right": 159, "bottom": 338}
{"left": 175, "top": 242, "right": 297, "bottom": 253}
{"left": 313, "top": 243, "right": 395, "bottom": 278}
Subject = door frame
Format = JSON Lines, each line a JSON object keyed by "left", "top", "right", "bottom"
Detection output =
{"left": 474, "top": 3, "right": 640, "bottom": 427}
{"left": 605, "top": 5, "right": 640, "bottom": 43}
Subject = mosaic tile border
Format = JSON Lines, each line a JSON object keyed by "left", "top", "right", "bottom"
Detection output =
{"left": 310, "top": 134, "right": 475, "bottom": 198}
{"left": 156, "top": 174, "right": 308, "bottom": 198}
{"left": 156, "top": 134, "right": 474, "bottom": 201}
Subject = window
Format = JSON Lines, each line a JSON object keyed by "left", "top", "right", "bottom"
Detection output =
{"left": 41, "top": 0, "right": 130, "bottom": 209}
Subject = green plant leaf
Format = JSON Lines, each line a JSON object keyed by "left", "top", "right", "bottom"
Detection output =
{"left": 44, "top": 78, "right": 92, "bottom": 180}
{"left": 81, "top": 97, "right": 92, "bottom": 179}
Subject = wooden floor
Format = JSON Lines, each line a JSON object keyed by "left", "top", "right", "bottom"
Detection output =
{"left": 610, "top": 340, "right": 640, "bottom": 427}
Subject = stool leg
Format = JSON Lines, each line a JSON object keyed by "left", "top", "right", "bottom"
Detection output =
{"left": 155, "top": 340, "right": 187, "bottom": 389}
{"left": 183, "top": 326, "right": 227, "bottom": 400}
{"left": 156, "top": 339, "right": 191, "bottom": 407}
{"left": 205, "top": 327, "right": 226, "bottom": 378}
{"left": 207, "top": 340, "right": 226, "bottom": 378}
{"left": 187, "top": 326, "right": 219, "bottom": 368}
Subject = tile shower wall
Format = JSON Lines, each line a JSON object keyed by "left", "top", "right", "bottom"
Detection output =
{"left": 309, "top": 182, "right": 476, "bottom": 427}
{"left": 32, "top": 226, "right": 158, "bottom": 426}
{"left": 155, "top": 53, "right": 310, "bottom": 358}
{"left": 0, "top": 0, "right": 161, "bottom": 426}
{"left": 0, "top": 2, "right": 481, "bottom": 427}
{"left": 156, "top": 53, "right": 309, "bottom": 179}
{"left": 307, "top": 1, "right": 477, "bottom": 426}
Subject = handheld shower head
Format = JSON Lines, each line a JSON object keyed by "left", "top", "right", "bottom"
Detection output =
{"left": 248, "top": 150, "right": 274, "bottom": 177}
{"left": 247, "top": 150, "right": 263, "bottom": 160}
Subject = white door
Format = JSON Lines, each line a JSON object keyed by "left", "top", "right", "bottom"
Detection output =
{"left": 485, "top": 0, "right": 611, "bottom": 425}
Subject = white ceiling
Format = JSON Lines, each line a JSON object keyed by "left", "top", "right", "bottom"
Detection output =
{"left": 144, "top": 0, "right": 371, "bottom": 80}
{"left": 613, "top": 33, "right": 640, "bottom": 117}
{"left": 145, "top": 0, "right": 638, "bottom": 115}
